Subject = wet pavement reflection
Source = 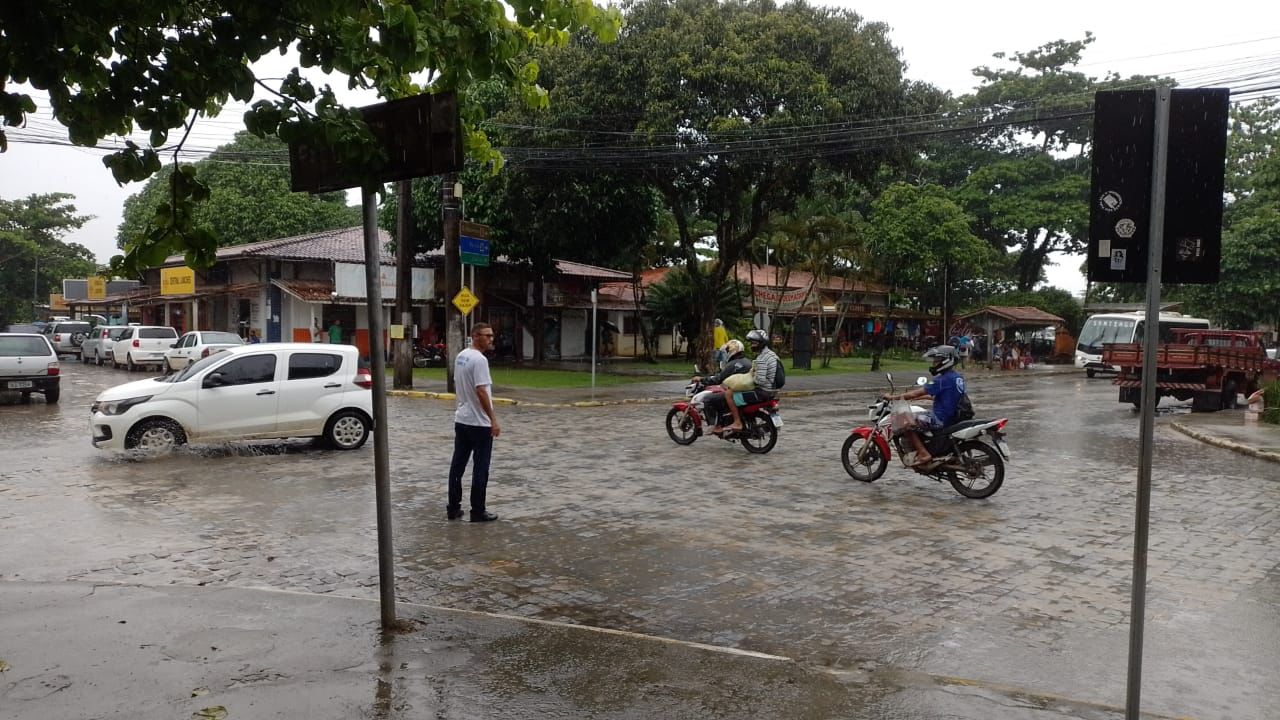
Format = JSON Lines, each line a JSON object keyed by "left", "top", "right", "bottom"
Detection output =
{"left": 1, "top": 362, "right": 1276, "bottom": 718}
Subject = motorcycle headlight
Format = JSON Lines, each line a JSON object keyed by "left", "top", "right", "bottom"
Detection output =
{"left": 92, "top": 395, "right": 153, "bottom": 416}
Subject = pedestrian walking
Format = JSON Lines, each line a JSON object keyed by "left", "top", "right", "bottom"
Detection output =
{"left": 328, "top": 318, "right": 342, "bottom": 345}
{"left": 447, "top": 323, "right": 501, "bottom": 522}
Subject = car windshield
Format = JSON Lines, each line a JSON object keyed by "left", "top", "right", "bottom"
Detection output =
{"left": 202, "top": 332, "right": 243, "bottom": 345}
{"left": 167, "top": 352, "right": 225, "bottom": 383}
{"left": 107, "top": 327, "right": 130, "bottom": 340}
{"left": 0, "top": 336, "right": 52, "bottom": 356}
{"left": 141, "top": 327, "right": 177, "bottom": 338}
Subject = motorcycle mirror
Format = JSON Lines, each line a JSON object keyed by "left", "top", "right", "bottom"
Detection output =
{"left": 916, "top": 376, "right": 928, "bottom": 386}
{"left": 885, "top": 372, "right": 894, "bottom": 391}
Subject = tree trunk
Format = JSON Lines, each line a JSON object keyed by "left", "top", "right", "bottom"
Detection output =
{"left": 393, "top": 180, "right": 414, "bottom": 389}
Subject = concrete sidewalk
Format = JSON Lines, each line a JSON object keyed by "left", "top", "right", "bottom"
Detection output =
{"left": 0, "top": 581, "right": 1147, "bottom": 720}
{"left": 1171, "top": 406, "right": 1280, "bottom": 464}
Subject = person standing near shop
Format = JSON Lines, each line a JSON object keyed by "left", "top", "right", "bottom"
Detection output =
{"left": 447, "top": 323, "right": 501, "bottom": 522}
{"left": 328, "top": 318, "right": 342, "bottom": 345}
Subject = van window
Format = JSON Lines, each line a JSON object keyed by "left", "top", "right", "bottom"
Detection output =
{"left": 288, "top": 352, "right": 342, "bottom": 380}
{"left": 140, "top": 327, "right": 178, "bottom": 339}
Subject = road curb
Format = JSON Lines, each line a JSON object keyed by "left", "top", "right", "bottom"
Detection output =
{"left": 1171, "top": 421, "right": 1280, "bottom": 464}
{"left": 387, "top": 386, "right": 869, "bottom": 408}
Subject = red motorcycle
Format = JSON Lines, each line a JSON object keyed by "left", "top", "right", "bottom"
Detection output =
{"left": 665, "top": 378, "right": 781, "bottom": 453}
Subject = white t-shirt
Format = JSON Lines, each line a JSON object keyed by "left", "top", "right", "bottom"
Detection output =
{"left": 454, "top": 347, "right": 493, "bottom": 427}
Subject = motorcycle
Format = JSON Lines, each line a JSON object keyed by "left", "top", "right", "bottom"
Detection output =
{"left": 841, "top": 373, "right": 1011, "bottom": 498}
{"left": 412, "top": 340, "right": 446, "bottom": 368}
{"left": 665, "top": 376, "right": 781, "bottom": 454}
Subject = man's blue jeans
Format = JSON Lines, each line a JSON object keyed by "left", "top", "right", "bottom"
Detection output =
{"left": 448, "top": 423, "right": 493, "bottom": 513}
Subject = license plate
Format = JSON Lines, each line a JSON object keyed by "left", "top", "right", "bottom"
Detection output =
{"left": 770, "top": 412, "right": 783, "bottom": 428}
{"left": 6, "top": 380, "right": 33, "bottom": 389}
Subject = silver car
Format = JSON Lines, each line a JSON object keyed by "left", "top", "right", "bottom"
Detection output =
{"left": 42, "top": 320, "right": 92, "bottom": 356}
{"left": 0, "top": 333, "right": 60, "bottom": 403}
{"left": 81, "top": 326, "right": 131, "bottom": 366}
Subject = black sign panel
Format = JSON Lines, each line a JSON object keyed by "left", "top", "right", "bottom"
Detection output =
{"left": 1087, "top": 91, "right": 1155, "bottom": 284}
{"left": 1161, "top": 88, "right": 1228, "bottom": 284}
{"left": 1087, "top": 89, "right": 1228, "bottom": 284}
{"left": 289, "top": 92, "right": 463, "bottom": 194}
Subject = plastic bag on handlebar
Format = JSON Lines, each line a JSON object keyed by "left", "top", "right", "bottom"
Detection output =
{"left": 889, "top": 400, "right": 915, "bottom": 432}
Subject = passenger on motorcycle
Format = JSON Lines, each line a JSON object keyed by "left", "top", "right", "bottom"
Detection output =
{"left": 718, "top": 329, "right": 779, "bottom": 435}
{"left": 694, "top": 340, "right": 751, "bottom": 426}
{"left": 882, "top": 345, "right": 966, "bottom": 468}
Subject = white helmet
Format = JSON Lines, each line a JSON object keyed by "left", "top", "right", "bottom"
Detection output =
{"left": 923, "top": 345, "right": 960, "bottom": 375}
{"left": 721, "top": 339, "right": 744, "bottom": 357}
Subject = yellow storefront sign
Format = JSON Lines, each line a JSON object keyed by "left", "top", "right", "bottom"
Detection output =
{"left": 161, "top": 266, "right": 195, "bottom": 295}
{"left": 452, "top": 286, "right": 479, "bottom": 315}
{"left": 87, "top": 276, "right": 107, "bottom": 300}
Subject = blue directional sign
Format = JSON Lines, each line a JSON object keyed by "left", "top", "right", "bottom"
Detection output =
{"left": 460, "top": 236, "right": 489, "bottom": 256}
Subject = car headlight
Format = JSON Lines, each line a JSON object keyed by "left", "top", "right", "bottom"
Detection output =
{"left": 92, "top": 395, "right": 153, "bottom": 416}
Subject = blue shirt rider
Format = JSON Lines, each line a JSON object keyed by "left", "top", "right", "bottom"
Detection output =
{"left": 883, "top": 345, "right": 965, "bottom": 467}
{"left": 923, "top": 366, "right": 966, "bottom": 429}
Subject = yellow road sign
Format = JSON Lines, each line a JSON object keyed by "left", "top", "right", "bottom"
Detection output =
{"left": 452, "top": 286, "right": 479, "bottom": 315}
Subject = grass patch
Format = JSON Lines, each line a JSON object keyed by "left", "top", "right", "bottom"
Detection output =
{"left": 410, "top": 350, "right": 930, "bottom": 389}
{"left": 411, "top": 366, "right": 666, "bottom": 389}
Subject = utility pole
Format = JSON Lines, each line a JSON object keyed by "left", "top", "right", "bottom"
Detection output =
{"left": 393, "top": 180, "right": 414, "bottom": 389}
{"left": 442, "top": 174, "right": 462, "bottom": 393}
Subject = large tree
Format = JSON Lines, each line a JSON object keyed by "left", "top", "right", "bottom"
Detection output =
{"left": 0, "top": 193, "right": 96, "bottom": 325}
{"left": 509, "top": 0, "right": 932, "bottom": 369}
{"left": 946, "top": 35, "right": 1161, "bottom": 291}
{"left": 867, "top": 182, "right": 990, "bottom": 369}
{"left": 1, "top": 0, "right": 622, "bottom": 273}
{"left": 117, "top": 133, "right": 359, "bottom": 258}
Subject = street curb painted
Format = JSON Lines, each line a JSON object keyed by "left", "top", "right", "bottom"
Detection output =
{"left": 1171, "top": 421, "right": 1280, "bottom": 464}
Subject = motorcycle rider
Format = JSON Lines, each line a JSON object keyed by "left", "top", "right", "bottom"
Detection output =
{"left": 718, "top": 329, "right": 779, "bottom": 434}
{"left": 694, "top": 339, "right": 751, "bottom": 429}
{"left": 883, "top": 345, "right": 966, "bottom": 468}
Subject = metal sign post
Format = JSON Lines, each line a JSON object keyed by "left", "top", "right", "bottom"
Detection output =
{"left": 288, "top": 92, "right": 464, "bottom": 631}
{"left": 1126, "top": 84, "right": 1172, "bottom": 720}
{"left": 361, "top": 188, "right": 397, "bottom": 629}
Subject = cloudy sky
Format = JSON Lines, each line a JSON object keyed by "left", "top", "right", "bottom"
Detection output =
{"left": 4, "top": 1, "right": 1279, "bottom": 296}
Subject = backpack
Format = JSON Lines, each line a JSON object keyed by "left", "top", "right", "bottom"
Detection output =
{"left": 772, "top": 357, "right": 786, "bottom": 389}
{"left": 955, "top": 393, "right": 974, "bottom": 421}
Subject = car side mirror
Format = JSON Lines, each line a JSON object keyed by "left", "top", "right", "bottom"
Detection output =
{"left": 203, "top": 372, "right": 227, "bottom": 389}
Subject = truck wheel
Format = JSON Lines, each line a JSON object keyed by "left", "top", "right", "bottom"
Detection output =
{"left": 1221, "top": 379, "right": 1238, "bottom": 410}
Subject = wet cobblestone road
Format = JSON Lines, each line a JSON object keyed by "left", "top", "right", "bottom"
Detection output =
{"left": 2, "top": 362, "right": 1277, "bottom": 718}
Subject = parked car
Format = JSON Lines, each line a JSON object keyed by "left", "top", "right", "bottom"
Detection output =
{"left": 81, "top": 326, "right": 132, "bottom": 366}
{"left": 0, "top": 333, "right": 60, "bottom": 403}
{"left": 42, "top": 320, "right": 93, "bottom": 357}
{"left": 110, "top": 325, "right": 179, "bottom": 371}
{"left": 163, "top": 330, "right": 246, "bottom": 371}
{"left": 90, "top": 343, "right": 373, "bottom": 452}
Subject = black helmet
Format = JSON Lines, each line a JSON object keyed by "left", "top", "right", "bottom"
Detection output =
{"left": 923, "top": 345, "right": 959, "bottom": 375}
{"left": 746, "top": 328, "right": 769, "bottom": 349}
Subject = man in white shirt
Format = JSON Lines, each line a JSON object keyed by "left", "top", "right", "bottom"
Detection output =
{"left": 447, "top": 323, "right": 501, "bottom": 522}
